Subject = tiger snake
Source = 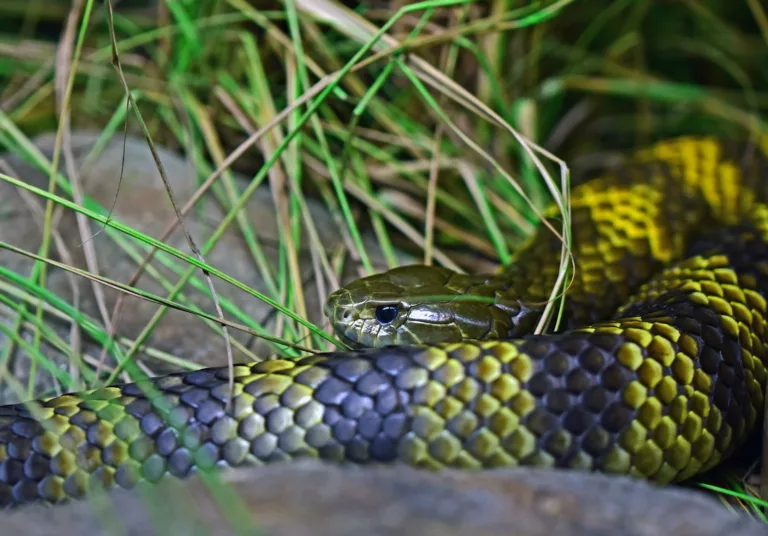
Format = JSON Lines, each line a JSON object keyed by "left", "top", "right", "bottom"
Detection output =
{"left": 0, "top": 136, "right": 767, "bottom": 509}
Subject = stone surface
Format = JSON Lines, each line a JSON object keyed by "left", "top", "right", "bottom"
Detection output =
{"left": 1, "top": 461, "right": 764, "bottom": 536}
{"left": 0, "top": 132, "right": 397, "bottom": 402}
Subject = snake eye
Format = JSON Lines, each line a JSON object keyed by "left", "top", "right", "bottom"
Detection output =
{"left": 375, "top": 304, "right": 399, "bottom": 325}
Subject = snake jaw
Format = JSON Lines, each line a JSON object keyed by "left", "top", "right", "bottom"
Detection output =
{"left": 333, "top": 329, "right": 366, "bottom": 349}
{"left": 504, "top": 299, "right": 549, "bottom": 336}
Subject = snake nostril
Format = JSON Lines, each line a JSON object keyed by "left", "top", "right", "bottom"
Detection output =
{"left": 342, "top": 311, "right": 351, "bottom": 320}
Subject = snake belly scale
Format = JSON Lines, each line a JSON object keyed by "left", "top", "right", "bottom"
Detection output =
{"left": 1, "top": 136, "right": 768, "bottom": 509}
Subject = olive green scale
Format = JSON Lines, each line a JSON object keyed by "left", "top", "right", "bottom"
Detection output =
{"left": 1, "top": 136, "right": 768, "bottom": 509}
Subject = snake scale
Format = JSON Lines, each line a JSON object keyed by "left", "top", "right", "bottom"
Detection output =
{"left": 1, "top": 136, "right": 768, "bottom": 510}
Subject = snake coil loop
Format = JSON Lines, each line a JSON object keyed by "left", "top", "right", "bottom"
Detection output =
{"left": 0, "top": 136, "right": 767, "bottom": 509}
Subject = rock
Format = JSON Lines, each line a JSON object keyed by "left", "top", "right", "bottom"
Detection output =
{"left": 1, "top": 461, "right": 763, "bottom": 536}
{"left": 0, "top": 132, "right": 400, "bottom": 402}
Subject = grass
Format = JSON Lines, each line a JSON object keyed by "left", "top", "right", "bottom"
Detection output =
{"left": 1, "top": 0, "right": 768, "bottom": 529}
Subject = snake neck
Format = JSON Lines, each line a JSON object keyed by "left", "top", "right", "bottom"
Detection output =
{"left": 325, "top": 137, "right": 768, "bottom": 348}
{"left": 496, "top": 137, "right": 768, "bottom": 333}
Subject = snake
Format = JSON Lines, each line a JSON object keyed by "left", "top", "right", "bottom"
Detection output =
{"left": 0, "top": 136, "right": 767, "bottom": 510}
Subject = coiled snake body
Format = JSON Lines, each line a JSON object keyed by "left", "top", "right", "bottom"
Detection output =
{"left": 1, "top": 137, "right": 768, "bottom": 509}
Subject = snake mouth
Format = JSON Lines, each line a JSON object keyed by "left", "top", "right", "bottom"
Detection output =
{"left": 333, "top": 330, "right": 366, "bottom": 349}
{"left": 325, "top": 310, "right": 363, "bottom": 348}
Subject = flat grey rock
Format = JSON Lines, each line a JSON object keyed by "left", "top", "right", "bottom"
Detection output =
{"left": 1, "top": 461, "right": 763, "bottom": 536}
{"left": 0, "top": 132, "right": 398, "bottom": 402}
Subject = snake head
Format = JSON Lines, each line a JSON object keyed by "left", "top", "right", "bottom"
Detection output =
{"left": 324, "top": 264, "right": 544, "bottom": 348}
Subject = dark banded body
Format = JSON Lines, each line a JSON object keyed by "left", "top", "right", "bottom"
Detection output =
{"left": 1, "top": 136, "right": 768, "bottom": 509}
